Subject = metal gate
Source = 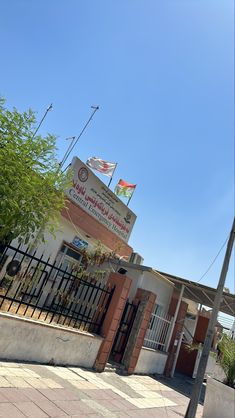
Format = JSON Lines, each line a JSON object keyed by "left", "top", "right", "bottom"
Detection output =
{"left": 111, "top": 299, "right": 139, "bottom": 363}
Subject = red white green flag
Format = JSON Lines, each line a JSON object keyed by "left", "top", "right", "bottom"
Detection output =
{"left": 86, "top": 157, "right": 116, "bottom": 177}
{"left": 114, "top": 179, "right": 136, "bottom": 198}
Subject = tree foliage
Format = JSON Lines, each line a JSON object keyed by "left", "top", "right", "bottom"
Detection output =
{"left": 218, "top": 334, "right": 235, "bottom": 388}
{"left": 0, "top": 98, "right": 70, "bottom": 243}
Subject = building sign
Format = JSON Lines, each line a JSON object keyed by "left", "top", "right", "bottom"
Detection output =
{"left": 72, "top": 236, "right": 88, "bottom": 250}
{"left": 66, "top": 157, "right": 137, "bottom": 242}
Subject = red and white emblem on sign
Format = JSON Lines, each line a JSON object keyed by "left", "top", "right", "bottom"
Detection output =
{"left": 78, "top": 167, "right": 88, "bottom": 182}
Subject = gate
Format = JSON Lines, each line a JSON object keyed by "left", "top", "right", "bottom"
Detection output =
{"left": 0, "top": 243, "right": 114, "bottom": 335}
{"left": 111, "top": 299, "right": 139, "bottom": 363}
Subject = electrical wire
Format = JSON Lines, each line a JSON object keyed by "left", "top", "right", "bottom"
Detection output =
{"left": 154, "top": 235, "right": 230, "bottom": 286}
{"left": 196, "top": 236, "right": 229, "bottom": 283}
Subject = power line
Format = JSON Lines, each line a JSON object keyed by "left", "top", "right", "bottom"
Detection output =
{"left": 196, "top": 236, "right": 229, "bottom": 283}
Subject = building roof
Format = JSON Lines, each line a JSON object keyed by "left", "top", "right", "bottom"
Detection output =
{"left": 155, "top": 270, "right": 235, "bottom": 317}
{"left": 113, "top": 258, "right": 235, "bottom": 316}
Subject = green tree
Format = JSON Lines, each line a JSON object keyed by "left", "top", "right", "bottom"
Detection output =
{"left": 0, "top": 98, "right": 70, "bottom": 244}
{"left": 218, "top": 334, "right": 235, "bottom": 388}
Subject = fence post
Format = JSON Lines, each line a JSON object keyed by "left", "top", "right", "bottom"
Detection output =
{"left": 94, "top": 272, "right": 132, "bottom": 372}
{"left": 164, "top": 294, "right": 188, "bottom": 377}
{"left": 165, "top": 285, "right": 185, "bottom": 353}
{"left": 122, "top": 288, "right": 156, "bottom": 374}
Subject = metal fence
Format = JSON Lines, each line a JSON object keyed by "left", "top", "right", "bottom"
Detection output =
{"left": 143, "top": 304, "right": 173, "bottom": 352}
{"left": 0, "top": 243, "right": 114, "bottom": 335}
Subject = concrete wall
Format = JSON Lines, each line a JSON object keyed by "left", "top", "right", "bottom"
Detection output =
{"left": 135, "top": 347, "right": 168, "bottom": 375}
{"left": 0, "top": 313, "right": 102, "bottom": 368}
{"left": 203, "top": 377, "right": 235, "bottom": 418}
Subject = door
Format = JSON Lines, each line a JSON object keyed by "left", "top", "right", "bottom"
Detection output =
{"left": 111, "top": 299, "right": 139, "bottom": 364}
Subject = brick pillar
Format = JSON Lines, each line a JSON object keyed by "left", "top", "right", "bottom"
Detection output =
{"left": 122, "top": 288, "right": 156, "bottom": 374}
{"left": 194, "top": 315, "right": 210, "bottom": 344}
{"left": 94, "top": 272, "right": 132, "bottom": 372}
{"left": 164, "top": 295, "right": 188, "bottom": 376}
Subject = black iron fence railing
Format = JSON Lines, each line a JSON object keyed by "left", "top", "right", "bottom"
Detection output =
{"left": 0, "top": 243, "right": 114, "bottom": 335}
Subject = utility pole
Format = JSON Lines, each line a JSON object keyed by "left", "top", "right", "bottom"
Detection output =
{"left": 185, "top": 218, "right": 235, "bottom": 418}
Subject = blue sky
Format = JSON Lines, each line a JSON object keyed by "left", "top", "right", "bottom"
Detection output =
{"left": 1, "top": 1, "right": 234, "bottom": 295}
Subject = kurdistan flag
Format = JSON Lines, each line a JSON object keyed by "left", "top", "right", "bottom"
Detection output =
{"left": 114, "top": 179, "right": 136, "bottom": 198}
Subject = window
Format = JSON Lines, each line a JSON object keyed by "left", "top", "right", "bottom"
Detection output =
{"left": 56, "top": 242, "right": 82, "bottom": 273}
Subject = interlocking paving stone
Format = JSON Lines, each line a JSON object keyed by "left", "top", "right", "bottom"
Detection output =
{"left": 85, "top": 389, "right": 124, "bottom": 400}
{"left": 0, "top": 361, "right": 204, "bottom": 417}
{"left": 126, "top": 396, "right": 176, "bottom": 409}
{"left": 82, "top": 398, "right": 117, "bottom": 417}
{"left": 41, "top": 378, "right": 63, "bottom": 389}
{"left": 0, "top": 402, "right": 26, "bottom": 418}
{"left": 32, "top": 399, "right": 67, "bottom": 417}
{"left": 24, "top": 378, "right": 47, "bottom": 389}
{"left": 23, "top": 368, "right": 41, "bottom": 378}
{"left": 69, "top": 380, "right": 99, "bottom": 390}
{"left": 108, "top": 387, "right": 132, "bottom": 400}
{"left": 0, "top": 391, "right": 9, "bottom": 402}
{"left": 0, "top": 377, "right": 13, "bottom": 387}
{"left": 8, "top": 368, "right": 34, "bottom": 377}
{"left": 21, "top": 388, "right": 51, "bottom": 403}
{"left": 39, "top": 388, "right": 81, "bottom": 401}
{"left": 55, "top": 399, "right": 97, "bottom": 415}
{"left": 14, "top": 401, "right": 49, "bottom": 417}
{"left": 0, "top": 368, "right": 11, "bottom": 376}
{"left": 5, "top": 376, "right": 31, "bottom": 388}
{"left": 49, "top": 367, "right": 85, "bottom": 381}
{"left": 0, "top": 387, "right": 30, "bottom": 402}
{"left": 101, "top": 376, "right": 145, "bottom": 398}
{"left": 126, "top": 407, "right": 169, "bottom": 417}
{"left": 98, "top": 398, "right": 138, "bottom": 412}
{"left": 159, "top": 390, "right": 189, "bottom": 404}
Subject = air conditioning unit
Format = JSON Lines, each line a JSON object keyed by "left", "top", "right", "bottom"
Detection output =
{"left": 129, "top": 252, "right": 144, "bottom": 265}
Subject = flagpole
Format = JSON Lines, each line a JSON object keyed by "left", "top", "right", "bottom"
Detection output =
{"left": 108, "top": 163, "right": 118, "bottom": 188}
{"left": 60, "top": 136, "right": 76, "bottom": 167}
{"left": 32, "top": 104, "right": 53, "bottom": 138}
{"left": 127, "top": 186, "right": 136, "bottom": 207}
{"left": 62, "top": 105, "right": 99, "bottom": 167}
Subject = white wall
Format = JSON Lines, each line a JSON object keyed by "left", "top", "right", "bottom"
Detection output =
{"left": 135, "top": 347, "right": 168, "bottom": 375}
{"left": 203, "top": 377, "right": 235, "bottom": 418}
{"left": 11, "top": 216, "right": 94, "bottom": 264}
{"left": 120, "top": 266, "right": 174, "bottom": 310}
{"left": 0, "top": 313, "right": 102, "bottom": 368}
{"left": 36, "top": 216, "right": 79, "bottom": 263}
{"left": 10, "top": 215, "right": 112, "bottom": 266}
{"left": 183, "top": 298, "right": 199, "bottom": 315}
{"left": 184, "top": 316, "right": 197, "bottom": 342}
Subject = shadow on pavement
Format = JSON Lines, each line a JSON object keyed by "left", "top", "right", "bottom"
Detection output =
{"left": 152, "top": 372, "right": 206, "bottom": 405}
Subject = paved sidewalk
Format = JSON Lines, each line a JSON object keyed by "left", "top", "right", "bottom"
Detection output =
{"left": 0, "top": 361, "right": 203, "bottom": 417}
